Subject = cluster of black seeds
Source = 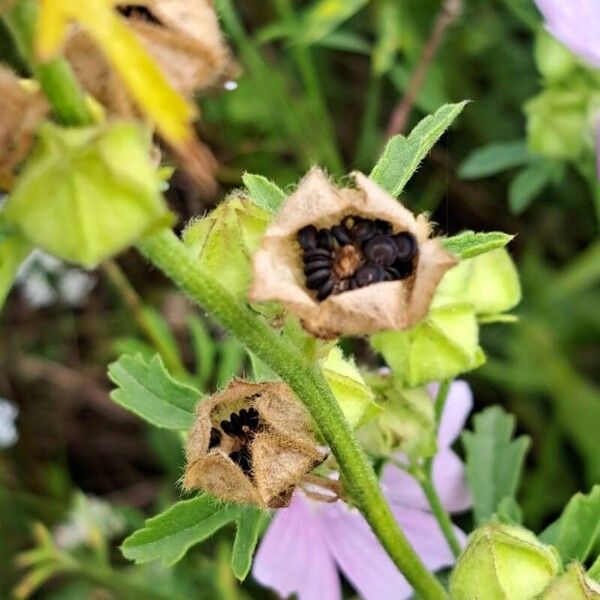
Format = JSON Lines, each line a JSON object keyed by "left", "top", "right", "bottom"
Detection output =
{"left": 209, "top": 407, "right": 262, "bottom": 475}
{"left": 297, "top": 216, "right": 418, "bottom": 301}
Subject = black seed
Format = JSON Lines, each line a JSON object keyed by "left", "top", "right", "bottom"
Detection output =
{"left": 209, "top": 427, "right": 222, "bottom": 449}
{"left": 298, "top": 225, "right": 318, "bottom": 250}
{"left": 304, "top": 260, "right": 333, "bottom": 275}
{"left": 316, "top": 277, "right": 335, "bottom": 301}
{"left": 306, "top": 269, "right": 331, "bottom": 289}
{"left": 364, "top": 234, "right": 398, "bottom": 266}
{"left": 316, "top": 229, "right": 334, "bottom": 251}
{"left": 355, "top": 263, "right": 385, "bottom": 287}
{"left": 349, "top": 277, "right": 360, "bottom": 290}
{"left": 230, "top": 412, "right": 240, "bottom": 429}
{"left": 331, "top": 225, "right": 352, "bottom": 246}
{"left": 393, "top": 232, "right": 418, "bottom": 262}
{"left": 303, "top": 249, "right": 332, "bottom": 262}
{"left": 351, "top": 219, "right": 377, "bottom": 244}
{"left": 230, "top": 448, "right": 252, "bottom": 474}
{"left": 389, "top": 260, "right": 414, "bottom": 280}
{"left": 374, "top": 219, "right": 393, "bottom": 235}
{"left": 221, "top": 420, "right": 233, "bottom": 435}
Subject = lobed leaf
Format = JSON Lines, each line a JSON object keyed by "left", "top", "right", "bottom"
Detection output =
{"left": 121, "top": 496, "right": 239, "bottom": 566}
{"left": 443, "top": 231, "right": 515, "bottom": 260}
{"left": 108, "top": 353, "right": 199, "bottom": 430}
{"left": 462, "top": 406, "right": 530, "bottom": 525}
{"left": 242, "top": 173, "right": 286, "bottom": 214}
{"left": 370, "top": 101, "right": 468, "bottom": 197}
{"left": 539, "top": 485, "right": 600, "bottom": 565}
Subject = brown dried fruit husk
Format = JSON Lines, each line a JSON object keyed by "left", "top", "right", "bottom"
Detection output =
{"left": 65, "top": 0, "right": 235, "bottom": 112}
{"left": 184, "top": 380, "right": 327, "bottom": 509}
{"left": 249, "top": 168, "right": 458, "bottom": 339}
{"left": 0, "top": 68, "right": 50, "bottom": 189}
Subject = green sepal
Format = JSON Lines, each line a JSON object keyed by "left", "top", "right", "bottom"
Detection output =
{"left": 0, "top": 216, "right": 32, "bottom": 308}
{"left": 4, "top": 121, "right": 173, "bottom": 268}
{"left": 540, "top": 564, "right": 600, "bottom": 599}
{"left": 320, "top": 346, "right": 380, "bottom": 429}
{"left": 183, "top": 193, "right": 271, "bottom": 302}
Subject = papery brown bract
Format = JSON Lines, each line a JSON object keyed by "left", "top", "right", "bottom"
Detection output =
{"left": 184, "top": 380, "right": 327, "bottom": 509}
{"left": 249, "top": 168, "right": 457, "bottom": 339}
{"left": 0, "top": 68, "right": 49, "bottom": 188}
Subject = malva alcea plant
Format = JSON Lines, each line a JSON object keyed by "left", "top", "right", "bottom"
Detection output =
{"left": 1, "top": 2, "right": 599, "bottom": 600}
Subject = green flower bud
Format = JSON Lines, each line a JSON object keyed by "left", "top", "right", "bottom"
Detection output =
{"left": 540, "top": 564, "right": 600, "bottom": 600}
{"left": 183, "top": 193, "right": 271, "bottom": 302}
{"left": 450, "top": 524, "right": 561, "bottom": 600}
{"left": 321, "top": 346, "right": 380, "bottom": 429}
{"left": 371, "top": 301, "right": 483, "bottom": 387}
{"left": 4, "top": 122, "right": 172, "bottom": 268}
{"left": 436, "top": 248, "right": 521, "bottom": 319}
{"left": 525, "top": 88, "right": 590, "bottom": 160}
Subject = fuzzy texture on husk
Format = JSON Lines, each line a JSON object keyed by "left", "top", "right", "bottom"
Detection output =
{"left": 184, "top": 380, "right": 327, "bottom": 509}
{"left": 249, "top": 168, "right": 458, "bottom": 339}
{"left": 0, "top": 68, "right": 49, "bottom": 188}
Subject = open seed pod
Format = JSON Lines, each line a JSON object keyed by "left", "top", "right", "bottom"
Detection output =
{"left": 184, "top": 380, "right": 327, "bottom": 509}
{"left": 65, "top": 0, "right": 235, "bottom": 111}
{"left": 249, "top": 168, "right": 457, "bottom": 339}
{"left": 0, "top": 68, "right": 49, "bottom": 188}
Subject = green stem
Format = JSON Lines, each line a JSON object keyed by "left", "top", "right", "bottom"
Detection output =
{"left": 420, "top": 380, "right": 462, "bottom": 558}
{"left": 101, "top": 261, "right": 188, "bottom": 378}
{"left": 6, "top": 0, "right": 93, "bottom": 126}
{"left": 271, "top": 0, "right": 343, "bottom": 173}
{"left": 136, "top": 228, "right": 448, "bottom": 600}
{"left": 552, "top": 240, "right": 600, "bottom": 301}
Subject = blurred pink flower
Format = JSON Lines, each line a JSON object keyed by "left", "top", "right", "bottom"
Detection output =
{"left": 252, "top": 381, "right": 473, "bottom": 600}
{"left": 534, "top": 1, "right": 600, "bottom": 69}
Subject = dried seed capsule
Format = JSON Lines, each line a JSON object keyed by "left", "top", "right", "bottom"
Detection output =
{"left": 350, "top": 219, "right": 377, "bottom": 244}
{"left": 355, "top": 263, "right": 385, "bottom": 287}
{"left": 331, "top": 224, "right": 352, "bottom": 246}
{"left": 306, "top": 268, "right": 331, "bottom": 289}
{"left": 304, "top": 260, "right": 333, "bottom": 275}
{"left": 303, "top": 248, "right": 332, "bottom": 262}
{"left": 364, "top": 234, "right": 398, "bottom": 266}
{"left": 298, "top": 225, "right": 318, "bottom": 250}
{"left": 393, "top": 231, "right": 418, "bottom": 262}
{"left": 316, "top": 228, "right": 334, "bottom": 251}
{"left": 316, "top": 277, "right": 335, "bottom": 301}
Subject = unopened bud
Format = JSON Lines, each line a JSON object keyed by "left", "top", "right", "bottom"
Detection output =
{"left": 540, "top": 564, "right": 600, "bottom": 599}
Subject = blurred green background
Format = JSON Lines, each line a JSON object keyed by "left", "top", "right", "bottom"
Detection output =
{"left": 1, "top": 0, "right": 599, "bottom": 597}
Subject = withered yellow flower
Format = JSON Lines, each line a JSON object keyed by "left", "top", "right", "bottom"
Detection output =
{"left": 249, "top": 168, "right": 457, "bottom": 339}
{"left": 184, "top": 380, "right": 327, "bottom": 509}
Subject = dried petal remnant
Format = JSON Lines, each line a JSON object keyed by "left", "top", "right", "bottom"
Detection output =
{"left": 250, "top": 169, "right": 457, "bottom": 338}
{"left": 185, "top": 380, "right": 327, "bottom": 508}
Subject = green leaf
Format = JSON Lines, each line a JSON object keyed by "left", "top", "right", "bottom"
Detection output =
{"left": 242, "top": 173, "right": 285, "bottom": 214}
{"left": 0, "top": 217, "right": 32, "bottom": 309}
{"left": 495, "top": 496, "right": 523, "bottom": 525}
{"left": 314, "top": 30, "right": 371, "bottom": 54}
{"left": 3, "top": 122, "right": 173, "bottom": 268}
{"left": 462, "top": 406, "right": 530, "bottom": 525}
{"left": 370, "top": 101, "right": 468, "bottom": 196}
{"left": 590, "top": 554, "right": 600, "bottom": 582}
{"left": 443, "top": 231, "right": 514, "bottom": 260}
{"left": 121, "top": 496, "right": 239, "bottom": 566}
{"left": 187, "top": 315, "right": 216, "bottom": 390}
{"left": 298, "top": 0, "right": 368, "bottom": 45}
{"left": 215, "top": 337, "right": 247, "bottom": 388}
{"left": 231, "top": 507, "right": 267, "bottom": 581}
{"left": 372, "top": 0, "right": 400, "bottom": 76}
{"left": 509, "top": 162, "right": 554, "bottom": 214}
{"left": 539, "top": 485, "right": 600, "bottom": 565}
{"left": 458, "top": 141, "right": 531, "bottom": 179}
{"left": 108, "top": 353, "right": 199, "bottom": 430}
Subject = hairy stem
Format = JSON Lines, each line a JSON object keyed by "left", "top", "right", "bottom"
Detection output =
{"left": 137, "top": 228, "right": 448, "bottom": 600}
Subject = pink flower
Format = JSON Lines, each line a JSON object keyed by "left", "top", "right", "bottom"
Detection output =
{"left": 534, "top": 1, "right": 600, "bottom": 69}
{"left": 252, "top": 381, "right": 473, "bottom": 600}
